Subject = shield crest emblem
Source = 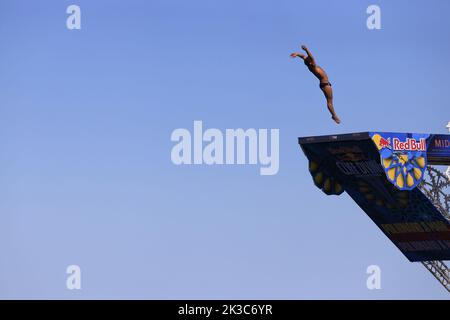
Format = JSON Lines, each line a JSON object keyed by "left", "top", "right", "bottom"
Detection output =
{"left": 370, "top": 133, "right": 429, "bottom": 191}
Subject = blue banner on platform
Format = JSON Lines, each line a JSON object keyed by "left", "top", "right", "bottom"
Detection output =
{"left": 427, "top": 134, "right": 450, "bottom": 165}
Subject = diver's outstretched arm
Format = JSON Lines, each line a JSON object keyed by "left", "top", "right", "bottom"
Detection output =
{"left": 290, "top": 52, "right": 306, "bottom": 60}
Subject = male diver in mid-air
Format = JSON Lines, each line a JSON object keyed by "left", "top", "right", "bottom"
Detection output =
{"left": 291, "top": 45, "right": 341, "bottom": 124}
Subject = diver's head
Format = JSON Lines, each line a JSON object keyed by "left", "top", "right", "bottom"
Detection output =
{"left": 304, "top": 57, "right": 313, "bottom": 67}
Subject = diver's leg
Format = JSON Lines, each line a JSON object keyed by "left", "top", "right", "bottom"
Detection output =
{"left": 321, "top": 85, "right": 341, "bottom": 124}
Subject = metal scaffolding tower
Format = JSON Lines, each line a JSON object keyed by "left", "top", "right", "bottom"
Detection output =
{"left": 419, "top": 165, "right": 450, "bottom": 293}
{"left": 421, "top": 260, "right": 450, "bottom": 293}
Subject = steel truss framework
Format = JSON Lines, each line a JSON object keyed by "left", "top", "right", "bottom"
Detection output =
{"left": 421, "top": 260, "right": 450, "bottom": 292}
{"left": 419, "top": 166, "right": 450, "bottom": 293}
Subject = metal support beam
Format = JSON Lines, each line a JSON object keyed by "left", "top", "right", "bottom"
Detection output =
{"left": 418, "top": 132, "right": 450, "bottom": 292}
{"left": 421, "top": 261, "right": 450, "bottom": 293}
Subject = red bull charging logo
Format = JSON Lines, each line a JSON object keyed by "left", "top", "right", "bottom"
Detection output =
{"left": 378, "top": 137, "right": 391, "bottom": 148}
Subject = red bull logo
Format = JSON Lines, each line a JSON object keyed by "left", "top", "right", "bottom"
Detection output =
{"left": 379, "top": 137, "right": 391, "bottom": 148}
{"left": 393, "top": 138, "right": 426, "bottom": 151}
{"left": 370, "top": 132, "right": 430, "bottom": 191}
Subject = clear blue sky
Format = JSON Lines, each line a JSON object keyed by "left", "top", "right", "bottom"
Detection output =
{"left": 0, "top": 0, "right": 449, "bottom": 299}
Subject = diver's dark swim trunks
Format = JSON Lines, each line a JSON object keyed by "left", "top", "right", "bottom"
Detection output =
{"left": 319, "top": 82, "right": 332, "bottom": 89}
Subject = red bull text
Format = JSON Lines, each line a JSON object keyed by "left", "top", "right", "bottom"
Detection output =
{"left": 393, "top": 138, "right": 426, "bottom": 151}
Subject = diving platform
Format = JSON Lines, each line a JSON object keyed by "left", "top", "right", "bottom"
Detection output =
{"left": 298, "top": 131, "right": 450, "bottom": 292}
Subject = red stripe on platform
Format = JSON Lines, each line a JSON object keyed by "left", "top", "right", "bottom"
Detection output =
{"left": 390, "top": 231, "right": 450, "bottom": 242}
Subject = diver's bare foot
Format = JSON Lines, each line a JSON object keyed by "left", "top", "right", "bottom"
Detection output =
{"left": 332, "top": 115, "right": 341, "bottom": 124}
